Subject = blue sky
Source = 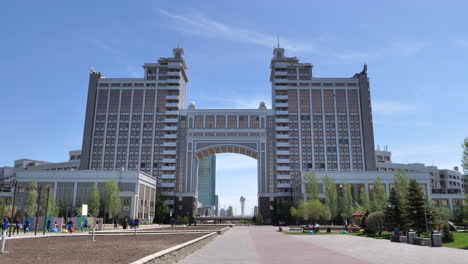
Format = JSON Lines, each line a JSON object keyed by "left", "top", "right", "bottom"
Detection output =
{"left": 2, "top": 1, "right": 468, "bottom": 214}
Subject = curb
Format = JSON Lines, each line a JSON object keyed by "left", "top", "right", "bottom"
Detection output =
{"left": 130, "top": 232, "right": 218, "bottom": 264}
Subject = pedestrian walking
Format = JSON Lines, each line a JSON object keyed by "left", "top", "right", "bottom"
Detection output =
{"left": 134, "top": 218, "right": 140, "bottom": 229}
{"left": 2, "top": 217, "right": 10, "bottom": 231}
{"left": 23, "top": 220, "right": 30, "bottom": 234}
{"left": 47, "top": 219, "right": 52, "bottom": 232}
{"left": 67, "top": 220, "right": 74, "bottom": 234}
{"left": 122, "top": 217, "right": 128, "bottom": 229}
{"left": 129, "top": 218, "right": 134, "bottom": 229}
{"left": 13, "top": 218, "right": 20, "bottom": 235}
{"left": 83, "top": 219, "right": 89, "bottom": 232}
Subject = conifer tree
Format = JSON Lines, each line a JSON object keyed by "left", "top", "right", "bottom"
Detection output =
{"left": 405, "top": 179, "right": 427, "bottom": 233}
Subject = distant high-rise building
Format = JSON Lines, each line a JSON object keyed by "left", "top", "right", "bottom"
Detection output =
{"left": 197, "top": 155, "right": 216, "bottom": 207}
{"left": 219, "top": 208, "right": 226, "bottom": 217}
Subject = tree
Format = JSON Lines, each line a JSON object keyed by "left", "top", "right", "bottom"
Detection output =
{"left": 0, "top": 197, "right": 6, "bottom": 217}
{"left": 255, "top": 212, "right": 264, "bottom": 225}
{"left": 293, "top": 199, "right": 323, "bottom": 223}
{"left": 405, "top": 179, "right": 427, "bottom": 233}
{"left": 323, "top": 176, "right": 338, "bottom": 223}
{"left": 25, "top": 182, "right": 38, "bottom": 217}
{"left": 442, "top": 222, "right": 454, "bottom": 243}
{"left": 104, "top": 180, "right": 121, "bottom": 221}
{"left": 359, "top": 188, "right": 371, "bottom": 211}
{"left": 366, "top": 211, "right": 385, "bottom": 235}
{"left": 393, "top": 170, "right": 409, "bottom": 204}
{"left": 385, "top": 187, "right": 405, "bottom": 229}
{"left": 320, "top": 205, "right": 332, "bottom": 222}
{"left": 304, "top": 171, "right": 319, "bottom": 200}
{"left": 278, "top": 201, "right": 293, "bottom": 224}
{"left": 339, "top": 183, "right": 354, "bottom": 220}
{"left": 58, "top": 199, "right": 67, "bottom": 218}
{"left": 371, "top": 177, "right": 387, "bottom": 212}
{"left": 462, "top": 138, "right": 468, "bottom": 174}
{"left": 154, "top": 192, "right": 169, "bottom": 224}
{"left": 88, "top": 183, "right": 100, "bottom": 217}
{"left": 44, "top": 189, "right": 59, "bottom": 217}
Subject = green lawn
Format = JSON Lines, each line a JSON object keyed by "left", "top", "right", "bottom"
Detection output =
{"left": 443, "top": 232, "right": 468, "bottom": 250}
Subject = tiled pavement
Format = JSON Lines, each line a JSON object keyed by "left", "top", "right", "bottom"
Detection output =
{"left": 178, "top": 226, "right": 468, "bottom": 264}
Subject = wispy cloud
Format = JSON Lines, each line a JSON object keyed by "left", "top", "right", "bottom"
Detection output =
{"left": 159, "top": 9, "right": 428, "bottom": 62}
{"left": 159, "top": 9, "right": 310, "bottom": 52}
{"left": 372, "top": 100, "right": 422, "bottom": 115}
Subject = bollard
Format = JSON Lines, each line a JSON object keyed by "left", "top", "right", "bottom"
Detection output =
{"left": 1, "top": 229, "right": 6, "bottom": 253}
{"left": 92, "top": 226, "right": 96, "bottom": 242}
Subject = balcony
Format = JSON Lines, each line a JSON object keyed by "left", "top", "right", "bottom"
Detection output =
{"left": 277, "top": 183, "right": 291, "bottom": 188}
{"left": 276, "top": 110, "right": 288, "bottom": 115}
{"left": 276, "top": 142, "right": 289, "bottom": 147}
{"left": 160, "top": 174, "right": 176, "bottom": 179}
{"left": 275, "top": 71, "right": 288, "bottom": 76}
{"left": 163, "top": 134, "right": 177, "bottom": 139}
{"left": 162, "top": 158, "right": 176, "bottom": 163}
{"left": 277, "top": 175, "right": 291, "bottom": 180}
{"left": 161, "top": 166, "right": 176, "bottom": 171}
{"left": 162, "top": 142, "right": 177, "bottom": 147}
{"left": 161, "top": 182, "right": 175, "bottom": 188}
{"left": 167, "top": 79, "right": 180, "bottom": 84}
{"left": 275, "top": 95, "right": 288, "bottom": 100}
{"left": 276, "top": 134, "right": 289, "bottom": 139}
{"left": 167, "top": 71, "right": 180, "bottom": 76}
{"left": 276, "top": 150, "right": 290, "bottom": 155}
{"left": 276, "top": 103, "right": 288, "bottom": 107}
{"left": 164, "top": 126, "right": 178, "bottom": 131}
{"left": 275, "top": 118, "right": 288, "bottom": 123}
{"left": 166, "top": 103, "right": 179, "bottom": 107}
{"left": 276, "top": 159, "right": 290, "bottom": 163}
{"left": 165, "top": 111, "right": 178, "bottom": 115}
{"left": 276, "top": 166, "right": 290, "bottom": 171}
{"left": 166, "top": 95, "right": 179, "bottom": 100}
{"left": 276, "top": 126, "right": 289, "bottom": 131}
{"left": 163, "top": 118, "right": 179, "bottom": 123}
{"left": 162, "top": 150, "right": 176, "bottom": 155}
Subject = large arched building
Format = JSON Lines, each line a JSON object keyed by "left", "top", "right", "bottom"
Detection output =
{"left": 78, "top": 46, "right": 386, "bottom": 222}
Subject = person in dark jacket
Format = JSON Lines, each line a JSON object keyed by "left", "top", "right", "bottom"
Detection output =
{"left": 47, "top": 219, "right": 52, "bottom": 232}
{"left": 134, "top": 218, "right": 140, "bottom": 228}
{"left": 2, "top": 217, "right": 10, "bottom": 231}
{"left": 13, "top": 219, "right": 20, "bottom": 235}
{"left": 67, "top": 220, "right": 74, "bottom": 234}
{"left": 23, "top": 220, "right": 30, "bottom": 234}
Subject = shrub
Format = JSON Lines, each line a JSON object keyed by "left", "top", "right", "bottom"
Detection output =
{"left": 442, "top": 222, "right": 454, "bottom": 243}
{"left": 365, "top": 211, "right": 385, "bottom": 235}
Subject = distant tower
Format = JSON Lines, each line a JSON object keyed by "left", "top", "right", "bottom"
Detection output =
{"left": 240, "top": 196, "right": 246, "bottom": 216}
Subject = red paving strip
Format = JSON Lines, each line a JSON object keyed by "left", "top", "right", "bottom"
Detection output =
{"left": 249, "top": 228, "right": 367, "bottom": 264}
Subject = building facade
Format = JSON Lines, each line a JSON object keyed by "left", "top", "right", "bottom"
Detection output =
{"left": 197, "top": 155, "right": 216, "bottom": 207}
{"left": 14, "top": 170, "right": 156, "bottom": 222}
{"left": 77, "top": 46, "right": 408, "bottom": 222}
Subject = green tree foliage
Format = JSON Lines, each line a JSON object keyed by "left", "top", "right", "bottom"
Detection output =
{"left": 339, "top": 183, "right": 354, "bottom": 219}
{"left": 278, "top": 201, "right": 293, "bottom": 224}
{"left": 25, "top": 182, "right": 38, "bottom": 217}
{"left": 405, "top": 179, "right": 427, "bottom": 233}
{"left": 44, "top": 188, "right": 59, "bottom": 217}
{"left": 442, "top": 222, "right": 454, "bottom": 243}
{"left": 255, "top": 212, "right": 264, "bottom": 225}
{"left": 393, "top": 170, "right": 409, "bottom": 204}
{"left": 462, "top": 139, "right": 468, "bottom": 174}
{"left": 304, "top": 171, "right": 319, "bottom": 200}
{"left": 371, "top": 177, "right": 387, "bottom": 212}
{"left": 323, "top": 176, "right": 338, "bottom": 222}
{"left": 153, "top": 192, "right": 169, "bottom": 223}
{"left": 0, "top": 197, "right": 6, "bottom": 217}
{"left": 88, "top": 183, "right": 100, "bottom": 217}
{"left": 320, "top": 205, "right": 332, "bottom": 222}
{"left": 58, "top": 199, "right": 67, "bottom": 218}
{"left": 359, "top": 188, "right": 371, "bottom": 211}
{"left": 366, "top": 211, "right": 386, "bottom": 235}
{"left": 104, "top": 180, "right": 121, "bottom": 219}
{"left": 293, "top": 199, "right": 323, "bottom": 223}
{"left": 385, "top": 187, "right": 405, "bottom": 228}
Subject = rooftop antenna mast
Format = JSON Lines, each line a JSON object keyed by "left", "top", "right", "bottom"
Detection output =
{"left": 277, "top": 34, "right": 280, "bottom": 48}
{"left": 177, "top": 39, "right": 181, "bottom": 49}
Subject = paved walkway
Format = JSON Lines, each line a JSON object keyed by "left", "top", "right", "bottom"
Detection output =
{"left": 179, "top": 226, "right": 468, "bottom": 264}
